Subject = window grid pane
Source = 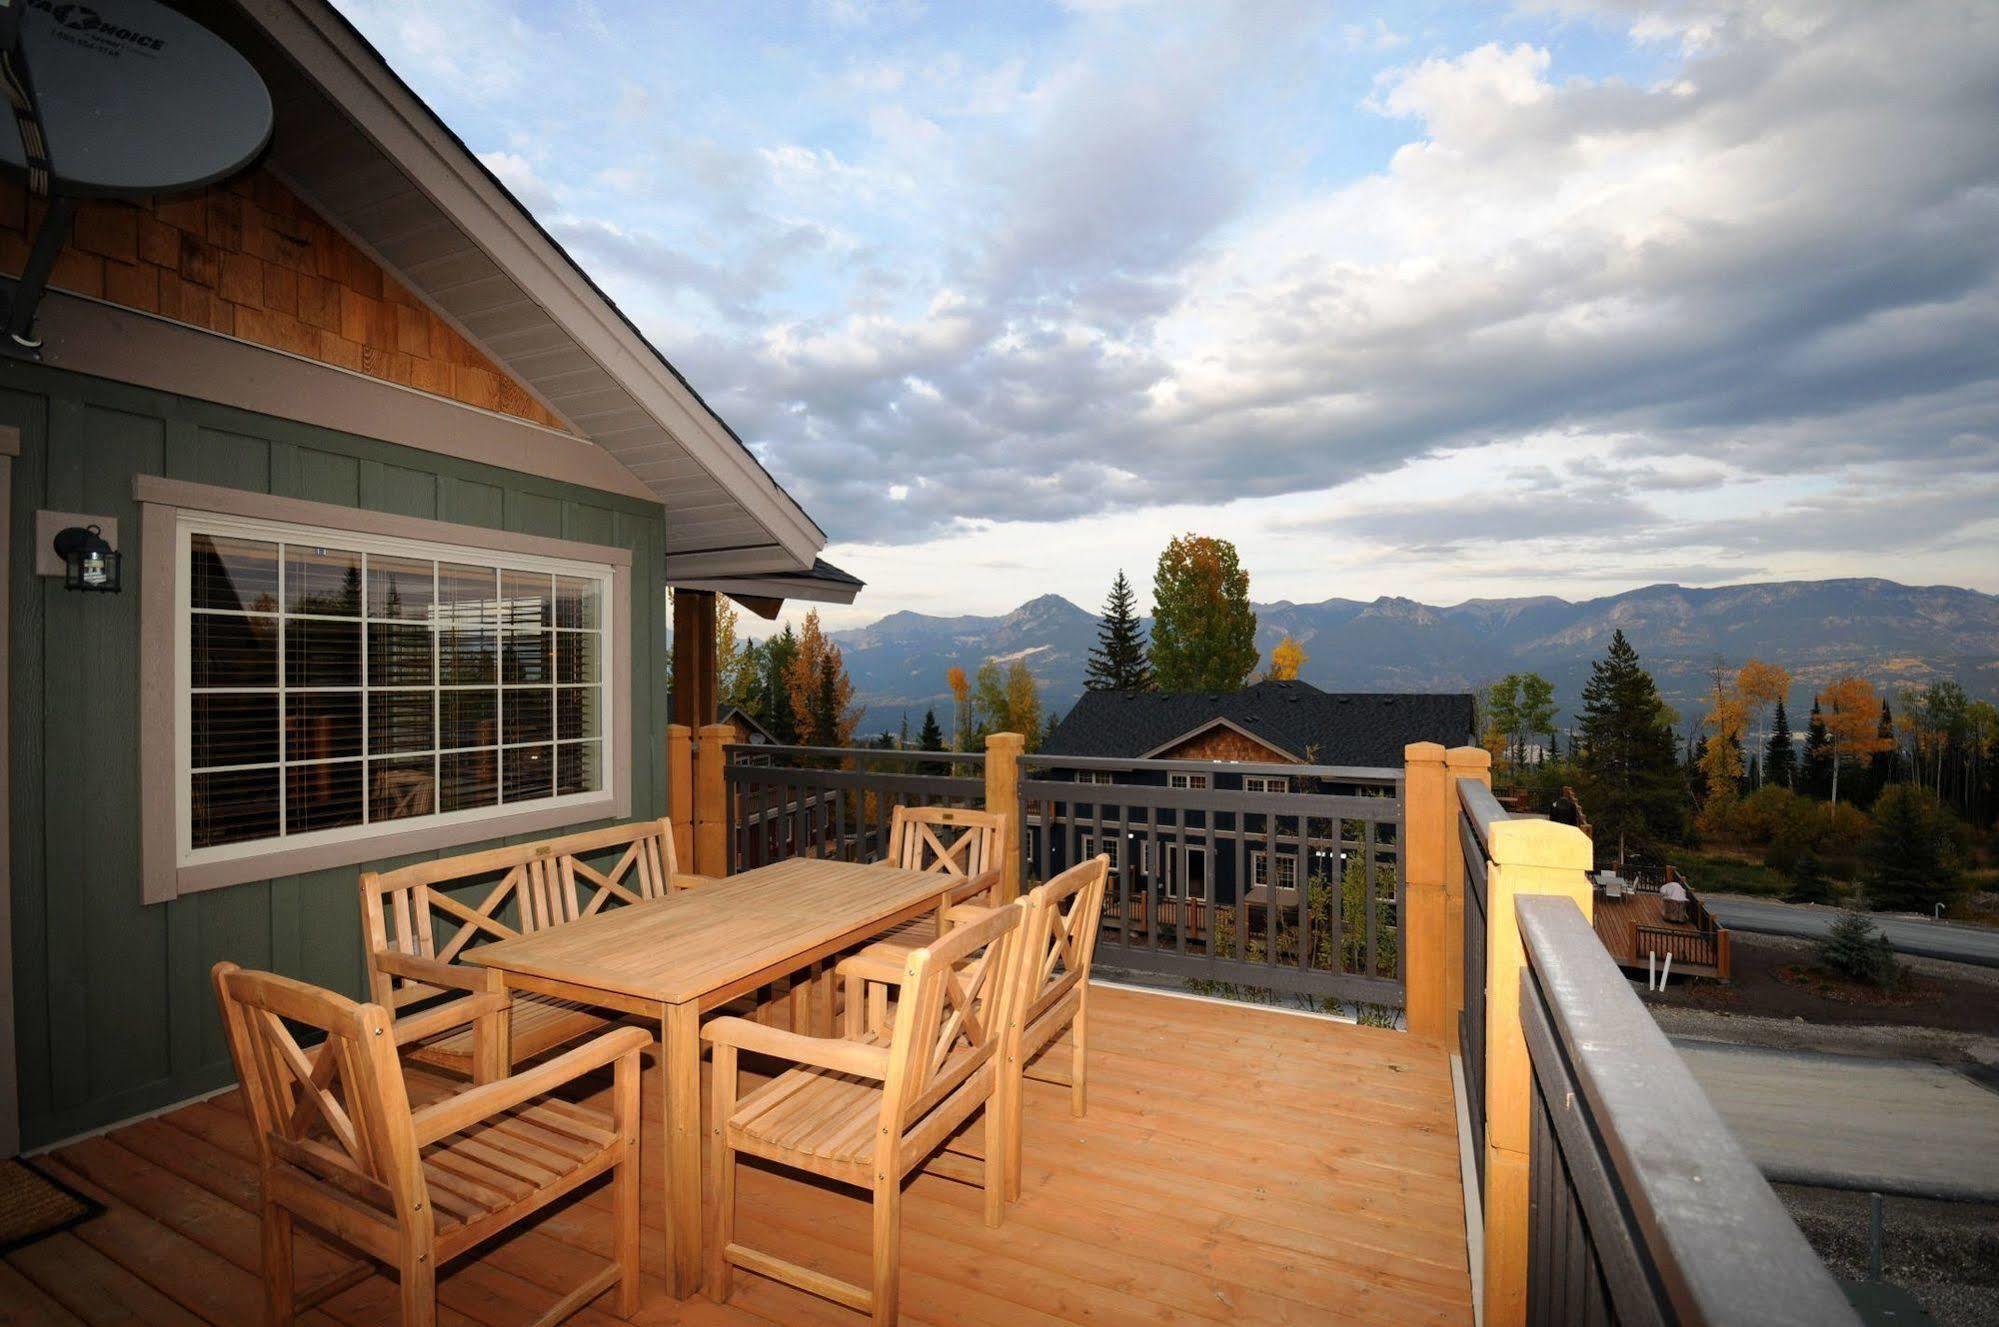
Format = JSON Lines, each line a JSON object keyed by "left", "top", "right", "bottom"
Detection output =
{"left": 184, "top": 523, "right": 610, "bottom": 859}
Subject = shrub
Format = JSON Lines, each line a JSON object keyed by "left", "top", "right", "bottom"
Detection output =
{"left": 1785, "top": 852, "right": 1837, "bottom": 905}
{"left": 1817, "top": 909, "right": 1897, "bottom": 987}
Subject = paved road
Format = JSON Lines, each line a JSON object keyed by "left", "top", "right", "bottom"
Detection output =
{"left": 1703, "top": 894, "right": 1999, "bottom": 968}
{"left": 1673, "top": 1038, "right": 1999, "bottom": 1200}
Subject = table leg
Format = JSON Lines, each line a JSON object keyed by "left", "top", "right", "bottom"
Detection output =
{"left": 661, "top": 1000, "right": 704, "bottom": 1298}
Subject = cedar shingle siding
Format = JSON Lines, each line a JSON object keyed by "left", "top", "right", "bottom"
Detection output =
{"left": 0, "top": 170, "right": 568, "bottom": 431}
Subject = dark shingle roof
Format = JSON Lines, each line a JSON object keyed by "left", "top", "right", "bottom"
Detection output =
{"left": 1043, "top": 681, "right": 1476, "bottom": 768}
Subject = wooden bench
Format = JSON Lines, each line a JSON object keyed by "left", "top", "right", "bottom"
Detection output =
{"left": 360, "top": 818, "right": 710, "bottom": 1077}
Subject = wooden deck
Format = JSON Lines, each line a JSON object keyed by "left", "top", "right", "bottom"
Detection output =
{"left": 3, "top": 984, "right": 1471, "bottom": 1327}
{"left": 1591, "top": 891, "right": 1727, "bottom": 978}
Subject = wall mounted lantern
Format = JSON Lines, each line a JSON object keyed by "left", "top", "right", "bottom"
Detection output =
{"left": 53, "top": 524, "right": 120, "bottom": 593}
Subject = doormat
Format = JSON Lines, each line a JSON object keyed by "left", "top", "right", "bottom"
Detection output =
{"left": 0, "top": 1158, "right": 100, "bottom": 1253}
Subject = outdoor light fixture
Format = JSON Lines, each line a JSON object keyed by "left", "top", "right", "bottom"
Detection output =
{"left": 53, "top": 524, "right": 119, "bottom": 593}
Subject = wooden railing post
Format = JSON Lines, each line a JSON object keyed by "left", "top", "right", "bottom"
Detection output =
{"left": 1401, "top": 743, "right": 1448, "bottom": 1040}
{"left": 984, "top": 732, "right": 1024, "bottom": 903}
{"left": 694, "top": 722, "right": 733, "bottom": 877}
{"left": 1483, "top": 814, "right": 1593, "bottom": 1327}
{"left": 666, "top": 723, "right": 693, "bottom": 869}
{"left": 1444, "top": 746, "right": 1491, "bottom": 1032}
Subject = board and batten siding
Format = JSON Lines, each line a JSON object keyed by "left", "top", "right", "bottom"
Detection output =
{"left": 1, "top": 360, "right": 670, "bottom": 1148}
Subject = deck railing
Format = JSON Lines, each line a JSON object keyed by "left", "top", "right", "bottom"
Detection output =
{"left": 724, "top": 744, "right": 984, "bottom": 870}
{"left": 1436, "top": 746, "right": 1858, "bottom": 1326}
{"left": 1020, "top": 753, "right": 1404, "bottom": 1009}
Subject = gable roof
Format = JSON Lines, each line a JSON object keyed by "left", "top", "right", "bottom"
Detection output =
{"left": 199, "top": 0, "right": 828, "bottom": 579}
{"left": 1044, "top": 681, "right": 1477, "bottom": 769}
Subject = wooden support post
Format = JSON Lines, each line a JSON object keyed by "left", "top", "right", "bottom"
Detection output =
{"left": 667, "top": 724, "right": 694, "bottom": 869}
{"left": 1444, "top": 746, "right": 1492, "bottom": 1033}
{"left": 1401, "top": 742, "right": 1448, "bottom": 1041}
{"left": 695, "top": 722, "right": 732, "bottom": 878}
{"left": 984, "top": 732, "right": 1024, "bottom": 903}
{"left": 1482, "top": 812, "right": 1593, "bottom": 1327}
{"left": 671, "top": 589, "right": 718, "bottom": 731}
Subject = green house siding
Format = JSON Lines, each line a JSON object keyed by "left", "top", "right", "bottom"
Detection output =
{"left": 1, "top": 361, "right": 670, "bottom": 1148}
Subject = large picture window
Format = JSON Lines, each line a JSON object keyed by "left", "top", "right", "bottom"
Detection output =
{"left": 177, "top": 512, "right": 615, "bottom": 868}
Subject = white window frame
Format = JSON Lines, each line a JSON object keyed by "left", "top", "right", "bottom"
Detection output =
{"left": 1078, "top": 832, "right": 1121, "bottom": 872}
{"left": 1251, "top": 850, "right": 1299, "bottom": 893}
{"left": 1167, "top": 771, "right": 1210, "bottom": 790}
{"left": 1154, "top": 842, "right": 1209, "bottom": 900}
{"left": 1074, "top": 769, "right": 1116, "bottom": 786}
{"left": 172, "top": 509, "right": 619, "bottom": 875}
{"left": 1243, "top": 774, "right": 1289, "bottom": 794}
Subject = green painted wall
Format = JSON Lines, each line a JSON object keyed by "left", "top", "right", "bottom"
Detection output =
{"left": 0, "top": 361, "right": 670, "bottom": 1148}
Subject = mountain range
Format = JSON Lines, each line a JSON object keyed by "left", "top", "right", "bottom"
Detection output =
{"left": 830, "top": 578, "right": 1999, "bottom": 738}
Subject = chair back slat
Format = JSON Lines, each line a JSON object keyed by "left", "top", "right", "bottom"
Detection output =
{"left": 887, "top": 806, "right": 1007, "bottom": 879}
{"left": 212, "top": 962, "right": 420, "bottom": 1218}
{"left": 1020, "top": 855, "right": 1110, "bottom": 1024}
{"left": 360, "top": 818, "right": 685, "bottom": 1008}
{"left": 882, "top": 901, "right": 1027, "bottom": 1128}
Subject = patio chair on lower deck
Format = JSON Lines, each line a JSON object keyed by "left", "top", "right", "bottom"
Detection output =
{"left": 211, "top": 961, "right": 647, "bottom": 1327}
{"left": 703, "top": 901, "right": 1028, "bottom": 1326}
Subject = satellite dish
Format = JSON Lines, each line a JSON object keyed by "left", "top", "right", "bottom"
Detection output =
{"left": 0, "top": 0, "right": 272, "bottom": 350}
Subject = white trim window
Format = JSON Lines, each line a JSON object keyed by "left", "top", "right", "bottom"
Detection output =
{"left": 1078, "top": 832, "right": 1121, "bottom": 871}
{"left": 1250, "top": 851, "right": 1299, "bottom": 892}
{"left": 1154, "top": 842, "right": 1209, "bottom": 900}
{"left": 177, "top": 511, "right": 616, "bottom": 870}
{"left": 1074, "top": 769, "right": 1116, "bottom": 786}
{"left": 1243, "top": 774, "right": 1290, "bottom": 794}
{"left": 1167, "top": 771, "right": 1210, "bottom": 790}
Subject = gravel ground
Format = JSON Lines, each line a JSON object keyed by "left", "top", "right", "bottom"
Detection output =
{"left": 1777, "top": 1184, "right": 1999, "bottom": 1326}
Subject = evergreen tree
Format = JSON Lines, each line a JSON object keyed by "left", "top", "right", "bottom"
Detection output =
{"left": 1817, "top": 909, "right": 1896, "bottom": 987}
{"left": 1866, "top": 698, "right": 1898, "bottom": 804}
{"left": 1765, "top": 698, "right": 1798, "bottom": 788}
{"left": 1863, "top": 783, "right": 1959, "bottom": 914}
{"left": 1784, "top": 852, "right": 1836, "bottom": 905}
{"left": 1085, "top": 571, "right": 1153, "bottom": 690}
{"left": 1575, "top": 630, "right": 1687, "bottom": 862}
{"left": 1148, "top": 535, "right": 1259, "bottom": 692}
{"left": 917, "top": 709, "right": 945, "bottom": 752}
{"left": 1801, "top": 700, "right": 1831, "bottom": 798}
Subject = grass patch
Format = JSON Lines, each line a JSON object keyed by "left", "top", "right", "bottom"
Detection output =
{"left": 1666, "top": 846, "right": 1838, "bottom": 899}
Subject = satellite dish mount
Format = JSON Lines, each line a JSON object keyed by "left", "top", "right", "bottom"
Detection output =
{"left": 0, "top": 0, "right": 273, "bottom": 357}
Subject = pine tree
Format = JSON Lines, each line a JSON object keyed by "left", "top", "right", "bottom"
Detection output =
{"left": 1866, "top": 698, "right": 1898, "bottom": 804}
{"left": 1575, "top": 630, "right": 1687, "bottom": 863}
{"left": 1085, "top": 571, "right": 1152, "bottom": 691}
{"left": 1784, "top": 852, "right": 1835, "bottom": 905}
{"left": 1801, "top": 700, "right": 1831, "bottom": 798}
{"left": 1765, "top": 698, "right": 1798, "bottom": 788}
{"left": 1863, "top": 783, "right": 1958, "bottom": 914}
{"left": 917, "top": 709, "right": 945, "bottom": 752}
{"left": 1817, "top": 909, "right": 1896, "bottom": 987}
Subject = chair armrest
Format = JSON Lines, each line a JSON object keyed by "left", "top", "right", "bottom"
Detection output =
{"left": 944, "top": 868, "right": 1002, "bottom": 907}
{"left": 701, "top": 1017, "right": 890, "bottom": 1079}
{"left": 391, "top": 990, "right": 510, "bottom": 1046}
{"left": 373, "top": 950, "right": 500, "bottom": 995}
{"left": 670, "top": 872, "right": 722, "bottom": 892}
{"left": 943, "top": 903, "right": 1000, "bottom": 928}
{"left": 835, "top": 950, "right": 910, "bottom": 987}
{"left": 410, "top": 1026, "right": 651, "bottom": 1146}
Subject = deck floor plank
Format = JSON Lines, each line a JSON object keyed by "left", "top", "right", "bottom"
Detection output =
{"left": 7, "top": 984, "right": 1471, "bottom": 1326}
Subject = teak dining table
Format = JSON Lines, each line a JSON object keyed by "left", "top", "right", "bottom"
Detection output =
{"left": 464, "top": 856, "right": 954, "bottom": 1298}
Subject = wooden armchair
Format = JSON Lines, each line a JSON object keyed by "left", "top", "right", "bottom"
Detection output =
{"left": 212, "top": 961, "right": 647, "bottom": 1327}
{"left": 1000, "top": 854, "right": 1110, "bottom": 1200}
{"left": 703, "top": 902, "right": 1028, "bottom": 1325}
{"left": 860, "top": 805, "right": 1011, "bottom": 955}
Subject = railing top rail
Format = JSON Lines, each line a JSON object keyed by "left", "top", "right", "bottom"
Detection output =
{"left": 1515, "top": 894, "right": 1859, "bottom": 1326}
{"left": 1456, "top": 777, "right": 1507, "bottom": 849}
{"left": 1019, "top": 777, "right": 1401, "bottom": 820}
{"left": 723, "top": 742, "right": 986, "bottom": 765}
{"left": 1023, "top": 752, "right": 1403, "bottom": 783}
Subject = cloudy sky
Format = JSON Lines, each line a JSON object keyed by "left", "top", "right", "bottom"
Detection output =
{"left": 333, "top": 0, "right": 1999, "bottom": 631}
